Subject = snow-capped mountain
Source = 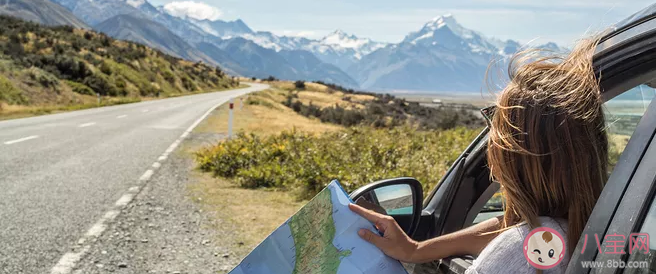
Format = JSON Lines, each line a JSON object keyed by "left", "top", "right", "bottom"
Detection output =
{"left": 220, "top": 29, "right": 389, "bottom": 71}
{"left": 350, "top": 15, "right": 523, "bottom": 91}
{"left": 403, "top": 14, "right": 500, "bottom": 55}
{"left": 320, "top": 30, "right": 388, "bottom": 59}
{"left": 188, "top": 18, "right": 254, "bottom": 38}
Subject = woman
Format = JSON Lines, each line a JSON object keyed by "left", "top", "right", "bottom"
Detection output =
{"left": 349, "top": 37, "right": 608, "bottom": 274}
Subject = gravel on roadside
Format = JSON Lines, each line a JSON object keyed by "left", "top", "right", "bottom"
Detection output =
{"left": 73, "top": 132, "right": 247, "bottom": 274}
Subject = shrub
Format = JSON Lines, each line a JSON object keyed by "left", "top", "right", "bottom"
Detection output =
{"left": 181, "top": 76, "right": 197, "bottom": 91}
{"left": 115, "top": 77, "right": 128, "bottom": 96}
{"left": 196, "top": 127, "right": 480, "bottom": 199}
{"left": 99, "top": 61, "right": 112, "bottom": 75}
{"left": 83, "top": 74, "right": 118, "bottom": 96}
{"left": 27, "top": 67, "right": 59, "bottom": 88}
{"left": 65, "top": 80, "right": 94, "bottom": 95}
{"left": 0, "top": 75, "right": 26, "bottom": 104}
{"left": 246, "top": 97, "right": 274, "bottom": 108}
{"left": 294, "top": 80, "right": 305, "bottom": 90}
{"left": 162, "top": 70, "right": 175, "bottom": 84}
{"left": 283, "top": 95, "right": 484, "bottom": 130}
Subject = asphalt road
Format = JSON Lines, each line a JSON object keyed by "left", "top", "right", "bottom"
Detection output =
{"left": 0, "top": 83, "right": 268, "bottom": 274}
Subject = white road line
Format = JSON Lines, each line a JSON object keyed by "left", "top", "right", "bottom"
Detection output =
{"left": 78, "top": 122, "right": 96, "bottom": 128}
{"left": 4, "top": 135, "right": 39, "bottom": 145}
{"left": 116, "top": 115, "right": 127, "bottom": 119}
{"left": 51, "top": 246, "right": 90, "bottom": 274}
{"left": 50, "top": 90, "right": 254, "bottom": 274}
{"left": 139, "top": 170, "right": 154, "bottom": 181}
{"left": 114, "top": 193, "right": 135, "bottom": 207}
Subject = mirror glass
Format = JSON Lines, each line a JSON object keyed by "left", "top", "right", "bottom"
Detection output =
{"left": 373, "top": 184, "right": 413, "bottom": 215}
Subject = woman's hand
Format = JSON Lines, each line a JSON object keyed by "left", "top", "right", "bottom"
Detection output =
{"left": 348, "top": 203, "right": 420, "bottom": 263}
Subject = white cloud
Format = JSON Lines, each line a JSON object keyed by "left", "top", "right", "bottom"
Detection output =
{"left": 163, "top": 1, "right": 223, "bottom": 21}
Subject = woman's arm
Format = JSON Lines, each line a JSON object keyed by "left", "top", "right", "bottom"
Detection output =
{"left": 349, "top": 203, "right": 503, "bottom": 263}
{"left": 411, "top": 216, "right": 503, "bottom": 263}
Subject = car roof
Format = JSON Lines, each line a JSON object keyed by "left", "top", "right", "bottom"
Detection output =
{"left": 602, "top": 3, "right": 656, "bottom": 43}
{"left": 597, "top": 3, "right": 656, "bottom": 55}
{"left": 592, "top": 3, "right": 656, "bottom": 99}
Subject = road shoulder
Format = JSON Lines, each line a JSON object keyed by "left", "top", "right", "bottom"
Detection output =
{"left": 73, "top": 130, "right": 245, "bottom": 273}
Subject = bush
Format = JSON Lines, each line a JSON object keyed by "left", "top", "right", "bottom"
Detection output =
{"left": 283, "top": 94, "right": 484, "bottom": 130}
{"left": 161, "top": 70, "right": 175, "bottom": 84}
{"left": 181, "top": 76, "right": 197, "bottom": 91}
{"left": 65, "top": 80, "right": 94, "bottom": 95}
{"left": 294, "top": 80, "right": 305, "bottom": 90}
{"left": 0, "top": 75, "right": 26, "bottom": 104}
{"left": 246, "top": 97, "right": 274, "bottom": 108}
{"left": 196, "top": 127, "right": 480, "bottom": 199}
{"left": 99, "top": 61, "right": 112, "bottom": 75}
{"left": 27, "top": 67, "right": 59, "bottom": 88}
{"left": 83, "top": 74, "right": 118, "bottom": 96}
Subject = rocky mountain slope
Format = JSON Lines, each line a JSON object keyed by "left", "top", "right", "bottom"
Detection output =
{"left": 0, "top": 0, "right": 88, "bottom": 29}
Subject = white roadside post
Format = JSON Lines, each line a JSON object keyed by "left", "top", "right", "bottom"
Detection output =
{"left": 228, "top": 98, "right": 234, "bottom": 139}
{"left": 240, "top": 97, "right": 244, "bottom": 110}
{"left": 97, "top": 93, "right": 100, "bottom": 106}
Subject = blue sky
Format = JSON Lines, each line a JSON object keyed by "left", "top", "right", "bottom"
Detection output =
{"left": 151, "top": 0, "right": 654, "bottom": 46}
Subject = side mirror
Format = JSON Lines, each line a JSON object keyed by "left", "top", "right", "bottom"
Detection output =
{"left": 349, "top": 177, "right": 423, "bottom": 236}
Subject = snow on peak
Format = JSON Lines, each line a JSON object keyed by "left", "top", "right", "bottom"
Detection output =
{"left": 422, "top": 14, "right": 472, "bottom": 39}
{"left": 125, "top": 0, "right": 146, "bottom": 8}
{"left": 321, "top": 30, "right": 364, "bottom": 48}
{"left": 317, "top": 30, "right": 387, "bottom": 59}
{"left": 426, "top": 14, "right": 453, "bottom": 29}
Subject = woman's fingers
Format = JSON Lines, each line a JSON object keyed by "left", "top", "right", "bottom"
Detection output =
{"left": 358, "top": 229, "right": 386, "bottom": 249}
{"left": 349, "top": 203, "right": 384, "bottom": 223}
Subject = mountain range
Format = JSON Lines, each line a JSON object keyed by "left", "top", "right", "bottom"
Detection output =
{"left": 8, "top": 0, "right": 565, "bottom": 92}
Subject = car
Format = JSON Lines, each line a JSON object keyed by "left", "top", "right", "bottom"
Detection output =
{"left": 348, "top": 3, "right": 656, "bottom": 274}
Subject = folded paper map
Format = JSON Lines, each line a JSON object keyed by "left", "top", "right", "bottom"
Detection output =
{"left": 228, "top": 180, "right": 408, "bottom": 274}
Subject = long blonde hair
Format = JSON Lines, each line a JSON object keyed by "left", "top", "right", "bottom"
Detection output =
{"left": 487, "top": 38, "right": 609, "bottom": 256}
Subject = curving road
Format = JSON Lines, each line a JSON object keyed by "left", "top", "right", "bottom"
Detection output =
{"left": 0, "top": 83, "right": 268, "bottom": 274}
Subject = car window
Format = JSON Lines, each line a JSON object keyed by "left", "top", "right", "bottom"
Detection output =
{"left": 473, "top": 190, "right": 504, "bottom": 225}
{"left": 471, "top": 84, "right": 656, "bottom": 225}
{"left": 606, "top": 84, "right": 656, "bottom": 172}
{"left": 616, "top": 86, "right": 656, "bottom": 274}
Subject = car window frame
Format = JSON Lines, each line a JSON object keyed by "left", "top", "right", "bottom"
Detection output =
{"left": 567, "top": 82, "right": 656, "bottom": 272}
{"left": 593, "top": 108, "right": 656, "bottom": 274}
{"left": 567, "top": 16, "right": 656, "bottom": 274}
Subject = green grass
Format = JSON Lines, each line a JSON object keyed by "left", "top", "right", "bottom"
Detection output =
{"left": 0, "top": 74, "right": 26, "bottom": 105}
{"left": 196, "top": 126, "right": 481, "bottom": 199}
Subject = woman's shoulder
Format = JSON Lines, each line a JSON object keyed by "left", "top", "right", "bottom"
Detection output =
{"left": 465, "top": 217, "right": 568, "bottom": 274}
